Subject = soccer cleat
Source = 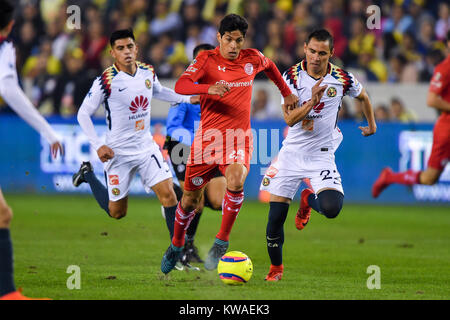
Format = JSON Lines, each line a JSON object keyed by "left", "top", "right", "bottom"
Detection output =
{"left": 372, "top": 167, "right": 393, "bottom": 198}
{"left": 182, "top": 239, "right": 204, "bottom": 264}
{"left": 161, "top": 243, "right": 183, "bottom": 274}
{"left": 295, "top": 188, "right": 314, "bottom": 230}
{"left": 264, "top": 264, "right": 284, "bottom": 281}
{"left": 0, "top": 290, "right": 51, "bottom": 300}
{"left": 72, "top": 161, "right": 93, "bottom": 187}
{"left": 204, "top": 238, "right": 229, "bottom": 271}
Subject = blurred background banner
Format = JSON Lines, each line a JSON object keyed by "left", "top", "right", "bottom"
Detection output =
{"left": 1, "top": 115, "right": 448, "bottom": 203}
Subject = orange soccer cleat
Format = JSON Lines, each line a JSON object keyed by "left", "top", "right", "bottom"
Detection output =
{"left": 295, "top": 188, "right": 314, "bottom": 230}
{"left": 264, "top": 264, "right": 284, "bottom": 281}
{"left": 372, "top": 167, "right": 393, "bottom": 198}
{"left": 0, "top": 289, "right": 51, "bottom": 300}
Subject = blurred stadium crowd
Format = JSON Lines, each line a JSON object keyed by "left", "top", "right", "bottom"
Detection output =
{"left": 0, "top": 0, "right": 449, "bottom": 118}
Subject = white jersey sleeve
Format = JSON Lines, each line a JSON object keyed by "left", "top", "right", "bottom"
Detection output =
{"left": 77, "top": 77, "right": 106, "bottom": 151}
{"left": 0, "top": 41, "right": 17, "bottom": 81}
{"left": 345, "top": 71, "right": 363, "bottom": 98}
{"left": 0, "top": 42, "right": 59, "bottom": 144}
{"left": 280, "top": 63, "right": 301, "bottom": 104}
{"left": 152, "top": 73, "right": 191, "bottom": 105}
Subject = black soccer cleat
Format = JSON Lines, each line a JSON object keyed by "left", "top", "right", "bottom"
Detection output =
{"left": 182, "top": 239, "right": 204, "bottom": 264}
{"left": 72, "top": 161, "right": 93, "bottom": 187}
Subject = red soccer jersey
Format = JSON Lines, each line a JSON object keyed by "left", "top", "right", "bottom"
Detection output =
{"left": 430, "top": 55, "right": 450, "bottom": 116}
{"left": 175, "top": 47, "right": 291, "bottom": 165}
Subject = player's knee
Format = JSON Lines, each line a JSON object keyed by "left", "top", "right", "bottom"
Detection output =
{"left": 108, "top": 206, "right": 127, "bottom": 219}
{"left": 318, "top": 190, "right": 343, "bottom": 219}
{"left": 182, "top": 194, "right": 201, "bottom": 212}
{"left": 159, "top": 190, "right": 178, "bottom": 207}
{"left": 420, "top": 174, "right": 439, "bottom": 185}
{"left": 321, "top": 204, "right": 342, "bottom": 219}
{"left": 0, "top": 205, "right": 13, "bottom": 227}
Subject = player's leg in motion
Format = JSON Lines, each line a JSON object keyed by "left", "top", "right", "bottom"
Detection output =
{"left": 0, "top": 189, "right": 15, "bottom": 298}
{"left": 204, "top": 163, "right": 247, "bottom": 271}
{"left": 152, "top": 179, "right": 178, "bottom": 240}
{"left": 265, "top": 195, "right": 290, "bottom": 281}
{"left": 161, "top": 188, "right": 202, "bottom": 274}
{"left": 372, "top": 167, "right": 441, "bottom": 198}
{"left": 72, "top": 162, "right": 111, "bottom": 216}
{"left": 302, "top": 189, "right": 344, "bottom": 221}
{"left": 183, "top": 176, "right": 226, "bottom": 264}
{"left": 0, "top": 189, "right": 49, "bottom": 300}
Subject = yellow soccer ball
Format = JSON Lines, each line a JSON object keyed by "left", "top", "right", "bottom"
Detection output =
{"left": 217, "top": 251, "right": 253, "bottom": 285}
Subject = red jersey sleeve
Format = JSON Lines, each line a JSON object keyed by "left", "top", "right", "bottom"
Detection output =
{"left": 429, "top": 64, "right": 450, "bottom": 96}
{"left": 174, "top": 50, "right": 211, "bottom": 95}
{"left": 249, "top": 49, "right": 292, "bottom": 97}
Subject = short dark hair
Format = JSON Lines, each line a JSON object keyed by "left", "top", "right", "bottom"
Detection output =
{"left": 306, "top": 29, "right": 334, "bottom": 51}
{"left": 193, "top": 43, "right": 215, "bottom": 58}
{"left": 218, "top": 14, "right": 248, "bottom": 37}
{"left": 0, "top": 0, "right": 15, "bottom": 30}
{"left": 110, "top": 29, "right": 135, "bottom": 47}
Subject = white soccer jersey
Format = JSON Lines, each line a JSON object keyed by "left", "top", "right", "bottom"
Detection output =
{"left": 78, "top": 62, "right": 191, "bottom": 155}
{"left": 281, "top": 60, "right": 363, "bottom": 154}
{"left": 0, "top": 39, "right": 59, "bottom": 144}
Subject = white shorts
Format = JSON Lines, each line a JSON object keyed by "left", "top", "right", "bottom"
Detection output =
{"left": 104, "top": 143, "right": 172, "bottom": 201}
{"left": 260, "top": 147, "right": 344, "bottom": 199}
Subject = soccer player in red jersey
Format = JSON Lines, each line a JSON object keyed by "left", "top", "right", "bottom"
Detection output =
{"left": 161, "top": 14, "right": 299, "bottom": 274}
{"left": 372, "top": 31, "right": 450, "bottom": 198}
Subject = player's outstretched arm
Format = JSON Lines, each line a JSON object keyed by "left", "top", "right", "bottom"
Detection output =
{"left": 355, "top": 88, "right": 377, "bottom": 136}
{"left": 283, "top": 77, "right": 327, "bottom": 127}
{"left": 0, "top": 76, "right": 63, "bottom": 158}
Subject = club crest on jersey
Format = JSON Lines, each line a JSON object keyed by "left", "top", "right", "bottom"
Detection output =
{"left": 244, "top": 63, "right": 254, "bottom": 75}
{"left": 145, "top": 79, "right": 151, "bottom": 89}
{"left": 191, "top": 176, "right": 204, "bottom": 186}
{"left": 112, "top": 188, "right": 120, "bottom": 196}
{"left": 130, "top": 95, "right": 149, "bottom": 114}
{"left": 327, "top": 86, "right": 337, "bottom": 97}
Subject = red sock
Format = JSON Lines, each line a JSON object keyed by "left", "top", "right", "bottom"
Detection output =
{"left": 216, "top": 189, "right": 244, "bottom": 242}
{"left": 172, "top": 203, "right": 195, "bottom": 248}
{"left": 387, "top": 169, "right": 421, "bottom": 185}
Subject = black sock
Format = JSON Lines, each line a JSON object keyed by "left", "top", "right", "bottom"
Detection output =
{"left": 266, "top": 202, "right": 289, "bottom": 266}
{"left": 186, "top": 209, "right": 202, "bottom": 240}
{"left": 84, "top": 171, "right": 110, "bottom": 215}
{"left": 0, "top": 228, "right": 16, "bottom": 296}
{"left": 173, "top": 183, "right": 183, "bottom": 202}
{"left": 308, "top": 190, "right": 344, "bottom": 219}
{"left": 164, "top": 205, "right": 177, "bottom": 240}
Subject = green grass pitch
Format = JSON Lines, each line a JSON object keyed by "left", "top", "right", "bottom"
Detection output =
{"left": 5, "top": 194, "right": 450, "bottom": 300}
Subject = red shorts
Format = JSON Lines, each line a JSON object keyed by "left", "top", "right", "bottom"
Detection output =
{"left": 184, "top": 143, "right": 252, "bottom": 191}
{"left": 427, "top": 114, "right": 450, "bottom": 171}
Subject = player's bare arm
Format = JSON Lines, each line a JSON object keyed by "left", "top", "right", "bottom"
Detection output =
{"left": 283, "top": 77, "right": 327, "bottom": 127}
{"left": 190, "top": 95, "right": 201, "bottom": 104}
{"left": 427, "top": 91, "right": 450, "bottom": 112}
{"left": 355, "top": 88, "right": 377, "bottom": 136}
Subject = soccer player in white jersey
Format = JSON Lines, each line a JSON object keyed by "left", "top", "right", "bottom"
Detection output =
{"left": 260, "top": 29, "right": 377, "bottom": 281}
{"left": 0, "top": 0, "right": 63, "bottom": 300}
{"left": 72, "top": 29, "right": 196, "bottom": 243}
